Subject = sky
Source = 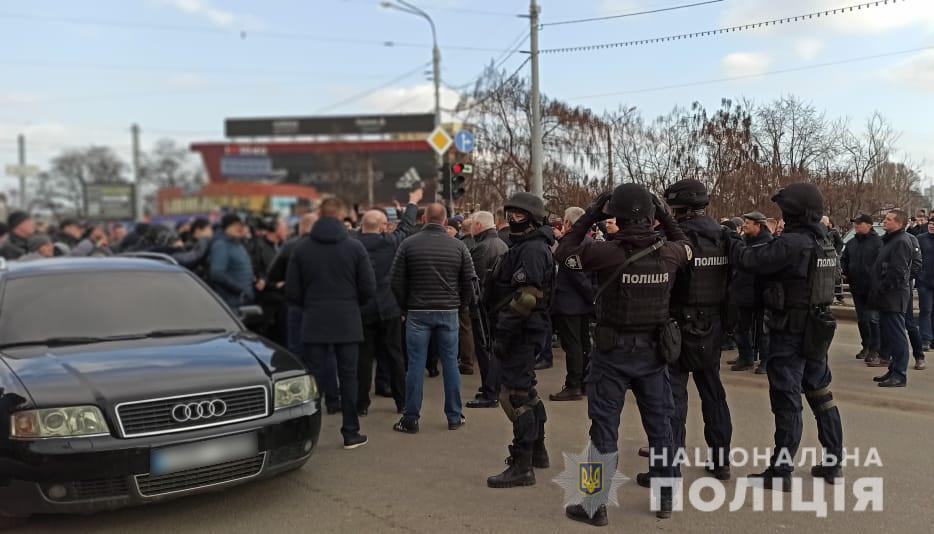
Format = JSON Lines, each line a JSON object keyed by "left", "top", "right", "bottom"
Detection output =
{"left": 1, "top": 0, "right": 933, "bottom": 199}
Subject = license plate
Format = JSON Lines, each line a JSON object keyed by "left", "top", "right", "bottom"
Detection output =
{"left": 150, "top": 433, "right": 258, "bottom": 476}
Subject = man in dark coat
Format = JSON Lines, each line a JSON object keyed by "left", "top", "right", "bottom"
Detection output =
{"left": 209, "top": 214, "right": 255, "bottom": 309}
{"left": 354, "top": 187, "right": 421, "bottom": 416}
{"left": 916, "top": 220, "right": 934, "bottom": 355}
{"left": 549, "top": 207, "right": 596, "bottom": 402}
{"left": 465, "top": 210, "right": 510, "bottom": 409}
{"left": 731, "top": 212, "right": 773, "bottom": 373}
{"left": 841, "top": 214, "right": 882, "bottom": 361}
{"left": 0, "top": 211, "right": 34, "bottom": 260}
{"left": 867, "top": 210, "right": 915, "bottom": 387}
{"left": 268, "top": 213, "right": 318, "bottom": 356}
{"left": 286, "top": 197, "right": 376, "bottom": 449}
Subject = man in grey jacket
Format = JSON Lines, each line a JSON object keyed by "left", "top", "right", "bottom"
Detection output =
{"left": 390, "top": 203, "right": 477, "bottom": 434}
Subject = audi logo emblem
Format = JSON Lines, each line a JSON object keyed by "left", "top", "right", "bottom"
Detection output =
{"left": 171, "top": 400, "right": 228, "bottom": 422}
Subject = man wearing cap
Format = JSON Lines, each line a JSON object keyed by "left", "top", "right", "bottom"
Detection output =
{"left": 209, "top": 213, "right": 256, "bottom": 309}
{"left": 0, "top": 211, "right": 34, "bottom": 260}
{"left": 841, "top": 214, "right": 882, "bottom": 362}
{"left": 731, "top": 211, "right": 773, "bottom": 374}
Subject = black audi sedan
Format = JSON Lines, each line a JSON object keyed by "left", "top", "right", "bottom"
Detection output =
{"left": 0, "top": 257, "right": 321, "bottom": 517}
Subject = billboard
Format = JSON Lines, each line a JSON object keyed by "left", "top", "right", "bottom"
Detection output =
{"left": 85, "top": 183, "right": 135, "bottom": 220}
{"left": 225, "top": 113, "right": 434, "bottom": 138}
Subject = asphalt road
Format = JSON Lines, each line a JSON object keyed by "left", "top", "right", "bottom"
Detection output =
{"left": 8, "top": 321, "right": 934, "bottom": 533}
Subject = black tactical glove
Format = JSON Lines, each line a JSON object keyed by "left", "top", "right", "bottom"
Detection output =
{"left": 583, "top": 191, "right": 613, "bottom": 223}
{"left": 651, "top": 194, "right": 671, "bottom": 221}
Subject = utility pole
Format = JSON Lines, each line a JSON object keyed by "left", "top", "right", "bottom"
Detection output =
{"left": 529, "top": 0, "right": 543, "bottom": 198}
{"left": 606, "top": 125, "right": 613, "bottom": 188}
{"left": 17, "top": 134, "right": 26, "bottom": 209}
{"left": 131, "top": 123, "right": 142, "bottom": 221}
{"left": 366, "top": 155, "right": 374, "bottom": 208}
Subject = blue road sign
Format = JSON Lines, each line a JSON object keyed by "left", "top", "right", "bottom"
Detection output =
{"left": 454, "top": 129, "right": 475, "bottom": 153}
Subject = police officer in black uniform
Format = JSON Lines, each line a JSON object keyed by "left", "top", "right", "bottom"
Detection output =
{"left": 555, "top": 184, "right": 689, "bottom": 525}
{"left": 732, "top": 183, "right": 844, "bottom": 488}
{"left": 638, "top": 179, "right": 734, "bottom": 484}
{"left": 485, "top": 192, "right": 555, "bottom": 489}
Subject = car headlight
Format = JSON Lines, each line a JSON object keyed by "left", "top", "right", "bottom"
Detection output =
{"left": 274, "top": 375, "right": 316, "bottom": 410}
{"left": 11, "top": 406, "right": 110, "bottom": 439}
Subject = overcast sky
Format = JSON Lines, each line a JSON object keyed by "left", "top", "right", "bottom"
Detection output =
{"left": 2, "top": 0, "right": 933, "bottom": 197}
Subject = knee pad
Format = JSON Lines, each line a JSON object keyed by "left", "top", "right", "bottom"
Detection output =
{"left": 805, "top": 385, "right": 836, "bottom": 413}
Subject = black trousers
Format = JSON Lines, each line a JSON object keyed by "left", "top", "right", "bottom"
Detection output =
{"left": 303, "top": 343, "right": 360, "bottom": 439}
{"left": 553, "top": 314, "right": 591, "bottom": 389}
{"left": 473, "top": 314, "right": 500, "bottom": 400}
{"left": 669, "top": 365, "right": 732, "bottom": 474}
{"left": 766, "top": 331, "right": 843, "bottom": 473}
{"left": 359, "top": 318, "right": 406, "bottom": 412}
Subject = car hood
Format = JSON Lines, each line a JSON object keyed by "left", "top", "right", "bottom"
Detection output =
{"left": 0, "top": 333, "right": 305, "bottom": 409}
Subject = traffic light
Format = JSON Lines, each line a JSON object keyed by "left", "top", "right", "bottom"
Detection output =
{"left": 438, "top": 164, "right": 451, "bottom": 199}
{"left": 450, "top": 162, "right": 466, "bottom": 200}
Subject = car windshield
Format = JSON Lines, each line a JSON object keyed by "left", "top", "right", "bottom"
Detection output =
{"left": 0, "top": 270, "right": 240, "bottom": 347}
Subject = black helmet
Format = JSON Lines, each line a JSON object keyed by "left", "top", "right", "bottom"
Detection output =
{"left": 664, "top": 179, "right": 708, "bottom": 209}
{"left": 604, "top": 183, "right": 655, "bottom": 222}
{"left": 772, "top": 183, "right": 823, "bottom": 221}
{"left": 504, "top": 192, "right": 547, "bottom": 224}
{"left": 146, "top": 225, "right": 179, "bottom": 249}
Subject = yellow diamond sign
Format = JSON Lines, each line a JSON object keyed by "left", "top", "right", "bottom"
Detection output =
{"left": 426, "top": 126, "right": 453, "bottom": 155}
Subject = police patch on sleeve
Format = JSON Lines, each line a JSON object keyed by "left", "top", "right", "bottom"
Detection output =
{"left": 513, "top": 269, "right": 527, "bottom": 283}
{"left": 684, "top": 244, "right": 693, "bottom": 261}
{"left": 564, "top": 255, "right": 583, "bottom": 270}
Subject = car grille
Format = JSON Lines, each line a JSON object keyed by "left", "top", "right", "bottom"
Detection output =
{"left": 136, "top": 453, "right": 265, "bottom": 497}
{"left": 116, "top": 386, "right": 268, "bottom": 437}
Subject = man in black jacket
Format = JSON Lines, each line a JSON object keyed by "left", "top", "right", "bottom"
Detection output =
{"left": 465, "top": 210, "right": 509, "bottom": 409}
{"left": 732, "top": 183, "right": 843, "bottom": 488}
{"left": 0, "top": 211, "right": 33, "bottom": 260}
{"left": 286, "top": 197, "right": 376, "bottom": 450}
{"left": 841, "top": 214, "right": 882, "bottom": 361}
{"left": 390, "top": 203, "right": 475, "bottom": 434}
{"left": 731, "top": 212, "right": 773, "bottom": 373}
{"left": 916, "top": 220, "right": 934, "bottom": 355}
{"left": 868, "top": 210, "right": 914, "bottom": 387}
{"left": 549, "top": 207, "right": 595, "bottom": 402}
{"left": 268, "top": 213, "right": 318, "bottom": 355}
{"left": 484, "top": 192, "right": 555, "bottom": 490}
{"left": 354, "top": 188, "right": 421, "bottom": 416}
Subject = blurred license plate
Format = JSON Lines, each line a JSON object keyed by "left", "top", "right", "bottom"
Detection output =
{"left": 150, "top": 433, "right": 258, "bottom": 476}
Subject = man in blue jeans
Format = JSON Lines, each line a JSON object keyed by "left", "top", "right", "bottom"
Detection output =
{"left": 916, "top": 220, "right": 934, "bottom": 358}
{"left": 390, "top": 203, "right": 477, "bottom": 433}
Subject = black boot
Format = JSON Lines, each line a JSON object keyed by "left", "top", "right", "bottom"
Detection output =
{"left": 811, "top": 464, "right": 843, "bottom": 484}
{"left": 748, "top": 468, "right": 792, "bottom": 492}
{"left": 566, "top": 504, "right": 608, "bottom": 527}
{"left": 487, "top": 447, "right": 535, "bottom": 488}
{"left": 657, "top": 487, "right": 673, "bottom": 519}
{"left": 532, "top": 399, "right": 549, "bottom": 468}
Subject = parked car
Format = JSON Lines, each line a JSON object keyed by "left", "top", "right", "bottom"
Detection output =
{"left": 0, "top": 257, "right": 320, "bottom": 517}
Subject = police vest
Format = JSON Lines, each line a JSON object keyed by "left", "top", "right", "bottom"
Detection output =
{"left": 781, "top": 236, "right": 837, "bottom": 309}
{"left": 597, "top": 245, "right": 672, "bottom": 330}
{"left": 672, "top": 229, "right": 729, "bottom": 308}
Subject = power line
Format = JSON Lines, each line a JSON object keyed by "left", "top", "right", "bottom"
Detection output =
{"left": 539, "top": 0, "right": 908, "bottom": 54}
{"left": 441, "top": 56, "right": 531, "bottom": 114}
{"left": 567, "top": 44, "right": 934, "bottom": 100}
{"left": 542, "top": 0, "right": 724, "bottom": 27}
{"left": 337, "top": 0, "right": 518, "bottom": 18}
{"left": 316, "top": 62, "right": 431, "bottom": 113}
{"left": 444, "top": 29, "right": 530, "bottom": 91}
{"left": 0, "top": 11, "right": 508, "bottom": 53}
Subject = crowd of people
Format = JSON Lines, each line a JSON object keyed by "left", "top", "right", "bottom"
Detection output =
{"left": 1, "top": 182, "right": 931, "bottom": 526}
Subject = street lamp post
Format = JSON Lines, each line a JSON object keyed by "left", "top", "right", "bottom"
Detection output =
{"left": 381, "top": 0, "right": 443, "bottom": 202}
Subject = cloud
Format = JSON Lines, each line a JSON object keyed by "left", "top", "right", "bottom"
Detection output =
{"left": 720, "top": 0, "right": 934, "bottom": 36}
{"left": 357, "top": 83, "right": 461, "bottom": 117}
{"left": 598, "top": 0, "right": 641, "bottom": 16}
{"left": 793, "top": 38, "right": 823, "bottom": 61}
{"left": 164, "top": 73, "right": 211, "bottom": 90}
{"left": 0, "top": 91, "right": 43, "bottom": 106}
{"left": 721, "top": 52, "right": 771, "bottom": 77}
{"left": 161, "top": 0, "right": 267, "bottom": 29}
{"left": 882, "top": 50, "right": 934, "bottom": 92}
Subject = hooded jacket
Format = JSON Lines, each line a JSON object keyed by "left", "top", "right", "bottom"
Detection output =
{"left": 286, "top": 216, "right": 376, "bottom": 344}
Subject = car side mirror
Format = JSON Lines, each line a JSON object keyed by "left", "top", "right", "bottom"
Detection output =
{"left": 238, "top": 305, "right": 263, "bottom": 321}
